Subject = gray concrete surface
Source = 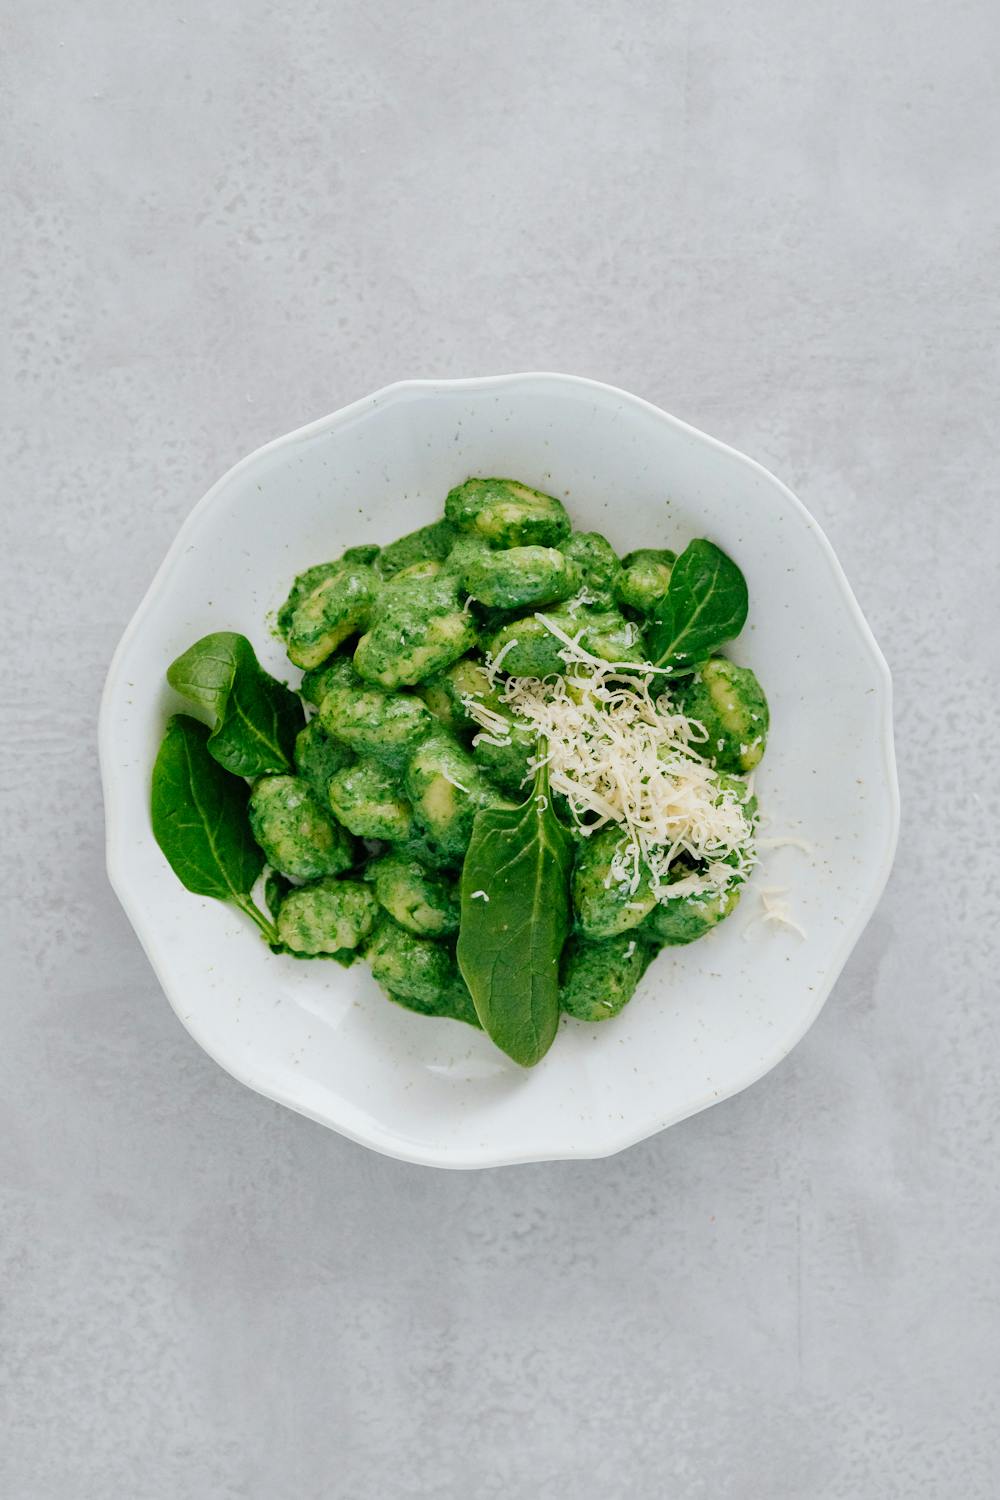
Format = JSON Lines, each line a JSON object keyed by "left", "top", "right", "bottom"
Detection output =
{"left": 3, "top": 0, "right": 999, "bottom": 1495}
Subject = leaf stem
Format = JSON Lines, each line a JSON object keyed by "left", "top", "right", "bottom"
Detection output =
{"left": 235, "top": 896, "right": 279, "bottom": 945}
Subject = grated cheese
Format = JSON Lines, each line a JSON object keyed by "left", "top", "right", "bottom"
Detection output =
{"left": 533, "top": 612, "right": 677, "bottom": 679}
{"left": 468, "top": 617, "right": 757, "bottom": 903}
{"left": 486, "top": 636, "right": 520, "bottom": 685}
{"left": 440, "top": 770, "right": 470, "bottom": 793}
{"left": 470, "top": 889, "right": 490, "bottom": 902}
{"left": 461, "top": 696, "right": 512, "bottom": 745}
{"left": 743, "top": 885, "right": 807, "bottom": 940}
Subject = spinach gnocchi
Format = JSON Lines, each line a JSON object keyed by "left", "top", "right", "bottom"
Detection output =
{"left": 152, "top": 475, "right": 768, "bottom": 1066}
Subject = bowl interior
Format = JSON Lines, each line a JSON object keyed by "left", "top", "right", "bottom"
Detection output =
{"left": 101, "top": 375, "right": 897, "bottom": 1166}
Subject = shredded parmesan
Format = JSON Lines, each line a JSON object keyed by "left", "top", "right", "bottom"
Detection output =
{"left": 461, "top": 696, "right": 512, "bottom": 745}
{"left": 486, "top": 637, "right": 520, "bottom": 685}
{"left": 441, "top": 770, "right": 470, "bottom": 793}
{"left": 533, "top": 612, "right": 677, "bottom": 679}
{"left": 466, "top": 617, "right": 757, "bottom": 904}
{"left": 470, "top": 889, "right": 489, "bottom": 902}
{"left": 744, "top": 885, "right": 806, "bottom": 940}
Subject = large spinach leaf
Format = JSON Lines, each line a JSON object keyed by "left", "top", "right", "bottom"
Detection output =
{"left": 456, "top": 758, "right": 574, "bottom": 1067}
{"left": 646, "top": 539, "right": 748, "bottom": 671}
{"left": 151, "top": 714, "right": 276, "bottom": 940}
{"left": 166, "top": 632, "right": 303, "bottom": 778}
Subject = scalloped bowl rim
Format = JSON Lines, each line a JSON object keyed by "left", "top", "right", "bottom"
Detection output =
{"left": 99, "top": 373, "right": 899, "bottom": 1167}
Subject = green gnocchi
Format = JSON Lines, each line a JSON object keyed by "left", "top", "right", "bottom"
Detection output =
{"left": 154, "top": 474, "right": 768, "bottom": 1063}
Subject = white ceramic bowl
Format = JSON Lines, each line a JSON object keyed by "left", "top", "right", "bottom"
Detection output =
{"left": 100, "top": 374, "right": 898, "bottom": 1168}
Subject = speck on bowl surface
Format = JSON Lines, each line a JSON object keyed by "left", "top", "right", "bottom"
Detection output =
{"left": 99, "top": 373, "right": 899, "bottom": 1168}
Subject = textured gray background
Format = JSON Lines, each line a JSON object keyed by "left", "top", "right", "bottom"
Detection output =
{"left": 3, "top": 0, "right": 999, "bottom": 1495}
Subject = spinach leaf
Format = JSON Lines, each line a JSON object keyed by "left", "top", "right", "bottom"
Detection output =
{"left": 646, "top": 539, "right": 748, "bottom": 671}
{"left": 456, "top": 757, "right": 574, "bottom": 1067}
{"left": 167, "top": 632, "right": 303, "bottom": 778}
{"left": 151, "top": 714, "right": 277, "bottom": 941}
